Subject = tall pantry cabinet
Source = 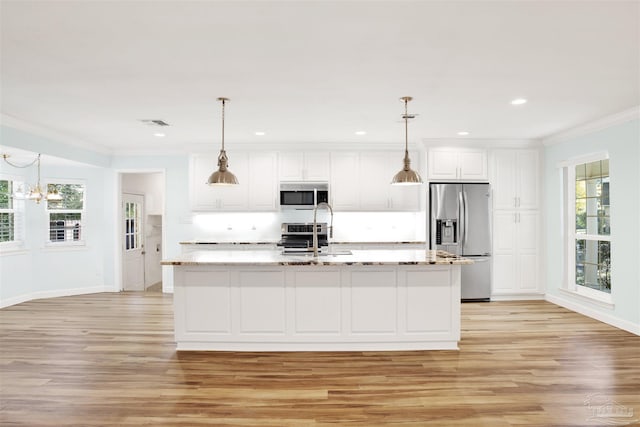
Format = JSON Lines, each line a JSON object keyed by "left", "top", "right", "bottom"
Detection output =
{"left": 491, "top": 149, "right": 542, "bottom": 298}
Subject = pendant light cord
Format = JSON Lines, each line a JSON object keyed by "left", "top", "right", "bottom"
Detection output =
{"left": 404, "top": 97, "right": 409, "bottom": 156}
{"left": 220, "top": 98, "right": 226, "bottom": 152}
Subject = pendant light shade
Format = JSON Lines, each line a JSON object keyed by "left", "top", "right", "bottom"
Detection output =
{"left": 207, "top": 97, "right": 238, "bottom": 186}
{"left": 391, "top": 96, "right": 423, "bottom": 186}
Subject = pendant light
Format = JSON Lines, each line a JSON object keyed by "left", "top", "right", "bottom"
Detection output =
{"left": 207, "top": 97, "right": 239, "bottom": 185}
{"left": 391, "top": 96, "right": 423, "bottom": 185}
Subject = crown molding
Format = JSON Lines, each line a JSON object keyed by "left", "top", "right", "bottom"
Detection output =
{"left": 0, "top": 113, "right": 113, "bottom": 155}
{"left": 421, "top": 138, "right": 540, "bottom": 149}
{"left": 542, "top": 106, "right": 640, "bottom": 146}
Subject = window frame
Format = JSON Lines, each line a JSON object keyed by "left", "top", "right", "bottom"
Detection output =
{"left": 560, "top": 151, "right": 613, "bottom": 304}
{"left": 44, "top": 179, "right": 86, "bottom": 247}
{"left": 0, "top": 175, "right": 25, "bottom": 252}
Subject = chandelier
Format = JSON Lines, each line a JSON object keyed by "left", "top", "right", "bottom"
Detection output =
{"left": 1, "top": 153, "right": 63, "bottom": 203}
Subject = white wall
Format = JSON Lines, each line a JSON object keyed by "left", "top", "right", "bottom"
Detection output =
{"left": 0, "top": 159, "right": 116, "bottom": 307}
{"left": 543, "top": 116, "right": 640, "bottom": 334}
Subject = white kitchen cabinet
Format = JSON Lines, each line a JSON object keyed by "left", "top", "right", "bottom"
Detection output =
{"left": 190, "top": 152, "right": 277, "bottom": 211}
{"left": 279, "top": 151, "right": 330, "bottom": 181}
{"left": 330, "top": 152, "right": 360, "bottom": 210}
{"left": 331, "top": 151, "right": 421, "bottom": 211}
{"left": 492, "top": 149, "right": 539, "bottom": 210}
{"left": 427, "top": 148, "right": 487, "bottom": 181}
{"left": 248, "top": 152, "right": 278, "bottom": 210}
{"left": 492, "top": 210, "right": 541, "bottom": 296}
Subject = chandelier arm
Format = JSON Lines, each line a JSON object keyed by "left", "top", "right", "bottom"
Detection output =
{"left": 1, "top": 154, "right": 39, "bottom": 168}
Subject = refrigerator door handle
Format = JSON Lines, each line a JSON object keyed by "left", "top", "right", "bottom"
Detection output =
{"left": 457, "top": 191, "right": 464, "bottom": 246}
{"left": 463, "top": 191, "right": 469, "bottom": 246}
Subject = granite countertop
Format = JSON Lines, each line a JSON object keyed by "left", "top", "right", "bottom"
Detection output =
{"left": 162, "top": 249, "right": 472, "bottom": 266}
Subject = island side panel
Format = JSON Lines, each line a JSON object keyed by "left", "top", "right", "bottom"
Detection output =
{"left": 172, "top": 264, "right": 461, "bottom": 351}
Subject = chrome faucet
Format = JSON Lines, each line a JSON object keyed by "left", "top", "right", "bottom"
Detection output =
{"left": 312, "top": 202, "right": 333, "bottom": 257}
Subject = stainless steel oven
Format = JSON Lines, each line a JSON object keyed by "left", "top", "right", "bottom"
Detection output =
{"left": 277, "top": 222, "right": 328, "bottom": 253}
{"left": 279, "top": 182, "right": 329, "bottom": 210}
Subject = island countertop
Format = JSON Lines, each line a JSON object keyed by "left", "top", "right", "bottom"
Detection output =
{"left": 162, "top": 249, "right": 472, "bottom": 266}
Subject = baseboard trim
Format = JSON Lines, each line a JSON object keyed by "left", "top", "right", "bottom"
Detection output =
{"left": 0, "top": 286, "right": 115, "bottom": 309}
{"left": 491, "top": 294, "right": 546, "bottom": 301}
{"left": 546, "top": 293, "right": 640, "bottom": 336}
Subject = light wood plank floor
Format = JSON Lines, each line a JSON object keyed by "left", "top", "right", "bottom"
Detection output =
{"left": 1, "top": 293, "right": 639, "bottom": 426}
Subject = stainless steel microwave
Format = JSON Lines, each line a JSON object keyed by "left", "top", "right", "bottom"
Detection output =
{"left": 279, "top": 182, "right": 329, "bottom": 210}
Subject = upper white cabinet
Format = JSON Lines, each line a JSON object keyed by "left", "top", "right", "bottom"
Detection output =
{"left": 330, "top": 152, "right": 361, "bottom": 211}
{"left": 492, "top": 149, "right": 539, "bottom": 210}
{"left": 331, "top": 151, "right": 421, "bottom": 211}
{"left": 190, "top": 152, "right": 277, "bottom": 211}
{"left": 427, "top": 148, "right": 488, "bottom": 181}
{"left": 279, "top": 152, "right": 330, "bottom": 181}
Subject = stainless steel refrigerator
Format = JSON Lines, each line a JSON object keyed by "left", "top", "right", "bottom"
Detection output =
{"left": 429, "top": 183, "right": 492, "bottom": 301}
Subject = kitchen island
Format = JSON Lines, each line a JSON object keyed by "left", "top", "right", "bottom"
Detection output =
{"left": 162, "top": 249, "right": 472, "bottom": 351}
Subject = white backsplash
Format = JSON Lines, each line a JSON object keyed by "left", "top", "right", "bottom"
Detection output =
{"left": 190, "top": 211, "right": 426, "bottom": 242}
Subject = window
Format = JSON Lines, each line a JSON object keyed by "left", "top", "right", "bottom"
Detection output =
{"left": 124, "top": 199, "right": 142, "bottom": 251}
{"left": 0, "top": 177, "right": 24, "bottom": 248}
{"left": 563, "top": 154, "right": 611, "bottom": 300}
{"left": 46, "top": 182, "right": 85, "bottom": 244}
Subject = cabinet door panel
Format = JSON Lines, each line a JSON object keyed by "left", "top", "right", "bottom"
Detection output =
{"left": 279, "top": 152, "right": 304, "bottom": 181}
{"left": 516, "top": 150, "right": 539, "bottom": 210}
{"left": 493, "top": 211, "right": 516, "bottom": 253}
{"left": 304, "top": 152, "right": 330, "bottom": 181}
{"left": 493, "top": 253, "right": 517, "bottom": 292}
{"left": 427, "top": 150, "right": 458, "bottom": 180}
{"left": 518, "top": 253, "right": 538, "bottom": 291}
{"left": 359, "top": 152, "right": 392, "bottom": 210}
{"left": 517, "top": 211, "right": 538, "bottom": 253}
{"left": 331, "top": 152, "right": 360, "bottom": 210}
{"left": 493, "top": 150, "right": 517, "bottom": 210}
{"left": 191, "top": 155, "right": 218, "bottom": 210}
{"left": 459, "top": 150, "right": 487, "bottom": 180}
{"left": 248, "top": 152, "right": 277, "bottom": 210}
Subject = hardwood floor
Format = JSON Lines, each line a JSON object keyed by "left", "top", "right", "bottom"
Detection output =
{"left": 1, "top": 293, "right": 639, "bottom": 426}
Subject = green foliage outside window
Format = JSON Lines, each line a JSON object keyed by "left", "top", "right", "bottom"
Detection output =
{"left": 574, "top": 159, "right": 611, "bottom": 294}
{"left": 47, "top": 183, "right": 84, "bottom": 209}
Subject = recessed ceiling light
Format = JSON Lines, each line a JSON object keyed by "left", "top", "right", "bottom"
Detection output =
{"left": 153, "top": 132, "right": 166, "bottom": 137}
{"left": 255, "top": 131, "right": 265, "bottom": 136}
{"left": 355, "top": 131, "right": 366, "bottom": 135}
{"left": 457, "top": 131, "right": 469, "bottom": 136}
{"left": 511, "top": 98, "right": 527, "bottom": 105}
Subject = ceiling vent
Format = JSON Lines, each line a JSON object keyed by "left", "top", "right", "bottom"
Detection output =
{"left": 141, "top": 119, "right": 170, "bottom": 126}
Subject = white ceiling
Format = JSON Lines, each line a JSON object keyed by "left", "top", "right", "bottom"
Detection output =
{"left": 1, "top": 1, "right": 638, "bottom": 155}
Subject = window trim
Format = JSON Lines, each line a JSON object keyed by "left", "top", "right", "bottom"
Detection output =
{"left": 44, "top": 179, "right": 86, "bottom": 247}
{"left": 0, "top": 174, "right": 26, "bottom": 252}
{"left": 559, "top": 151, "right": 613, "bottom": 305}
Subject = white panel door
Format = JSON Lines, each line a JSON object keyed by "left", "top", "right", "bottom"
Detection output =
{"left": 123, "top": 193, "right": 145, "bottom": 291}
